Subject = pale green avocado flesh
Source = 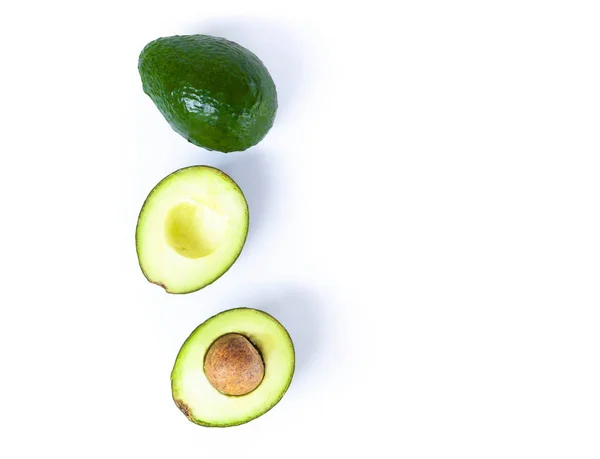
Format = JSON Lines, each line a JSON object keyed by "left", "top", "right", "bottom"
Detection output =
{"left": 135, "top": 166, "right": 248, "bottom": 294}
{"left": 171, "top": 308, "right": 295, "bottom": 427}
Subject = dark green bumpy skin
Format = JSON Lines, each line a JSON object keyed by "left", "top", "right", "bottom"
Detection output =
{"left": 138, "top": 35, "right": 278, "bottom": 153}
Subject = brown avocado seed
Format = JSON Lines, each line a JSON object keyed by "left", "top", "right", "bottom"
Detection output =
{"left": 204, "top": 333, "right": 265, "bottom": 396}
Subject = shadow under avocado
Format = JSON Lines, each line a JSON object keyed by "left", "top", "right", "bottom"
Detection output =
{"left": 246, "top": 284, "right": 322, "bottom": 381}
{"left": 214, "top": 150, "right": 273, "bottom": 256}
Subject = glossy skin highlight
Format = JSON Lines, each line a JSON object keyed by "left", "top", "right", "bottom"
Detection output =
{"left": 138, "top": 34, "right": 278, "bottom": 152}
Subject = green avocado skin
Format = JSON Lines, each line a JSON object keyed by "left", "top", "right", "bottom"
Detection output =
{"left": 138, "top": 35, "right": 278, "bottom": 153}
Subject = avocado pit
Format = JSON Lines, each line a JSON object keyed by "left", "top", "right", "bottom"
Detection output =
{"left": 204, "top": 333, "right": 264, "bottom": 396}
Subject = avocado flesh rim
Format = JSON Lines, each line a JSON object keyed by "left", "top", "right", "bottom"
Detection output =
{"left": 171, "top": 308, "right": 295, "bottom": 427}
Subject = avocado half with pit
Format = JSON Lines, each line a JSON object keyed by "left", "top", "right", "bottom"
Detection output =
{"left": 172, "top": 308, "right": 295, "bottom": 427}
{"left": 135, "top": 166, "right": 248, "bottom": 294}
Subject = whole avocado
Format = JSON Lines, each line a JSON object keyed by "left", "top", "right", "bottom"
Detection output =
{"left": 138, "top": 34, "right": 278, "bottom": 153}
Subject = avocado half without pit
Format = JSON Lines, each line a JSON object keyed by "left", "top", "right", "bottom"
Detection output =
{"left": 172, "top": 308, "right": 295, "bottom": 427}
{"left": 135, "top": 166, "right": 248, "bottom": 294}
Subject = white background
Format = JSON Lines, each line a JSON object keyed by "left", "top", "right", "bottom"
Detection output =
{"left": 1, "top": 1, "right": 599, "bottom": 457}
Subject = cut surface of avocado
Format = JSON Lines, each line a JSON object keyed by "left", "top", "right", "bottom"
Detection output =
{"left": 171, "top": 308, "right": 295, "bottom": 427}
{"left": 136, "top": 166, "right": 248, "bottom": 294}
